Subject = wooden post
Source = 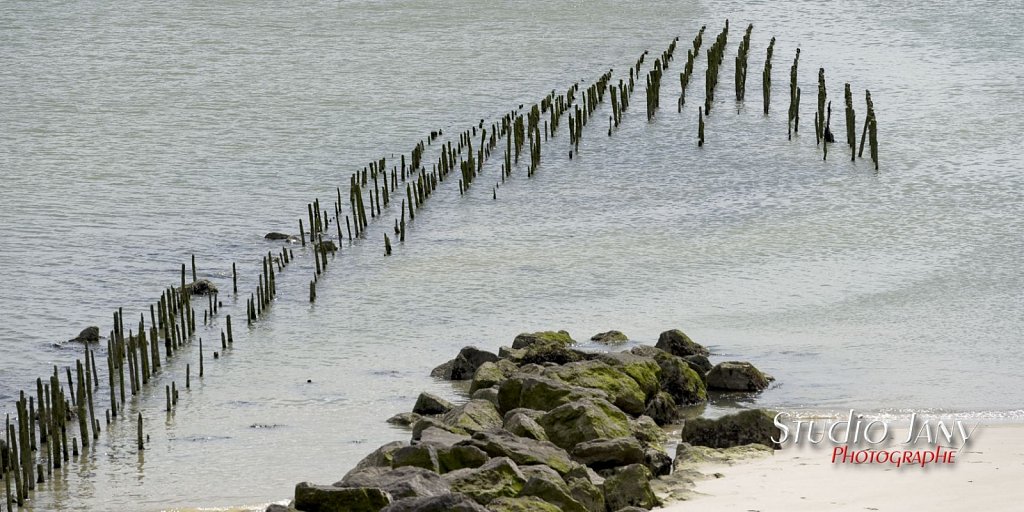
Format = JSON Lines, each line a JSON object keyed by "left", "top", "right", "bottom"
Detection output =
{"left": 137, "top": 413, "right": 144, "bottom": 451}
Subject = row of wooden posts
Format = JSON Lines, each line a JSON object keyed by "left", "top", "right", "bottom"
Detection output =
{"left": 2, "top": 23, "right": 886, "bottom": 510}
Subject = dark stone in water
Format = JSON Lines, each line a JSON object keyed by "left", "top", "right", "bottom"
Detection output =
{"left": 183, "top": 279, "right": 218, "bottom": 296}
{"left": 69, "top": 326, "right": 100, "bottom": 344}
{"left": 264, "top": 232, "right": 292, "bottom": 240}
{"left": 680, "top": 409, "right": 781, "bottom": 449}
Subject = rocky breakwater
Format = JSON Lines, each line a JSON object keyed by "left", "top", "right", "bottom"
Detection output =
{"left": 279, "top": 328, "right": 781, "bottom": 512}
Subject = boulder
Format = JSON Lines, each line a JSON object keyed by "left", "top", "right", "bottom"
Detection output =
{"left": 537, "top": 399, "right": 632, "bottom": 451}
{"left": 380, "top": 493, "right": 489, "bottom": 512}
{"left": 487, "top": 497, "right": 561, "bottom": 512}
{"left": 592, "top": 353, "right": 661, "bottom": 399}
{"left": 442, "top": 457, "right": 528, "bottom": 505}
{"left": 542, "top": 361, "right": 647, "bottom": 416}
{"left": 470, "top": 387, "right": 499, "bottom": 407}
{"left": 387, "top": 412, "right": 422, "bottom": 427}
{"left": 565, "top": 476, "right": 604, "bottom": 512}
{"left": 413, "top": 393, "right": 454, "bottom": 415}
{"left": 601, "top": 464, "right": 659, "bottom": 511}
{"left": 519, "top": 472, "right": 588, "bottom": 512}
{"left": 432, "top": 347, "right": 500, "bottom": 381}
{"left": 706, "top": 361, "right": 772, "bottom": 392}
{"left": 643, "top": 448, "right": 672, "bottom": 476}
{"left": 184, "top": 279, "right": 218, "bottom": 296}
{"left": 347, "top": 441, "right": 408, "bottom": 474}
{"left": 504, "top": 340, "right": 589, "bottom": 366}
{"left": 629, "top": 416, "right": 666, "bottom": 447}
{"left": 264, "top": 504, "right": 292, "bottom": 512}
{"left": 647, "top": 350, "right": 707, "bottom": 405}
{"left": 264, "top": 232, "right": 292, "bottom": 240}
{"left": 642, "top": 392, "right": 679, "bottom": 426}
{"left": 469, "top": 360, "right": 518, "bottom": 393}
{"left": 68, "top": 326, "right": 100, "bottom": 344}
{"left": 412, "top": 417, "right": 468, "bottom": 442}
{"left": 391, "top": 444, "right": 440, "bottom": 473}
{"left": 497, "top": 375, "right": 606, "bottom": 414}
{"left": 680, "top": 409, "right": 781, "bottom": 449}
{"left": 436, "top": 444, "right": 491, "bottom": 473}
{"left": 590, "top": 330, "right": 628, "bottom": 344}
{"left": 654, "top": 329, "right": 709, "bottom": 357}
{"left": 419, "top": 426, "right": 471, "bottom": 447}
{"left": 673, "top": 442, "right": 773, "bottom": 470}
{"left": 570, "top": 437, "right": 644, "bottom": 470}
{"left": 442, "top": 400, "right": 502, "bottom": 434}
{"left": 511, "top": 330, "right": 575, "bottom": 349}
{"left": 293, "top": 482, "right": 391, "bottom": 512}
{"left": 335, "top": 466, "right": 449, "bottom": 500}
{"left": 503, "top": 412, "right": 549, "bottom": 441}
{"left": 682, "top": 354, "right": 713, "bottom": 377}
{"left": 461, "top": 430, "right": 574, "bottom": 475}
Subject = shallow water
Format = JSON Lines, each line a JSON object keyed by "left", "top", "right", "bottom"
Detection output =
{"left": 1, "top": 0, "right": 1022, "bottom": 509}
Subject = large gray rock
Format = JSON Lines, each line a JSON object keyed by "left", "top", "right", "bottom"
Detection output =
{"left": 387, "top": 412, "right": 422, "bottom": 427}
{"left": 442, "top": 457, "right": 528, "bottom": 505}
{"left": 642, "top": 392, "right": 679, "bottom": 426}
{"left": 411, "top": 417, "right": 468, "bottom": 442}
{"left": 601, "top": 464, "right": 659, "bottom": 511}
{"left": 706, "top": 361, "right": 772, "bottom": 392}
{"left": 335, "top": 466, "right": 449, "bottom": 500}
{"left": 391, "top": 444, "right": 440, "bottom": 473}
{"left": 565, "top": 475, "right": 604, "bottom": 512}
{"left": 469, "top": 360, "right": 518, "bottom": 393}
{"left": 503, "top": 412, "right": 549, "bottom": 441}
{"left": 570, "top": 437, "right": 644, "bottom": 470}
{"left": 347, "top": 441, "right": 408, "bottom": 474}
{"left": 519, "top": 471, "right": 588, "bottom": 512}
{"left": 460, "top": 430, "right": 574, "bottom": 475}
{"left": 294, "top": 482, "right": 391, "bottom": 512}
{"left": 69, "top": 326, "right": 100, "bottom": 344}
{"left": 542, "top": 360, "right": 647, "bottom": 416}
{"left": 537, "top": 399, "right": 632, "bottom": 451}
{"left": 590, "top": 330, "right": 628, "bottom": 344}
{"left": 432, "top": 347, "right": 499, "bottom": 380}
{"left": 680, "top": 409, "right": 781, "bottom": 449}
{"left": 511, "top": 331, "right": 575, "bottom": 349}
{"left": 654, "top": 329, "right": 709, "bottom": 357}
{"left": 470, "top": 387, "right": 499, "bottom": 407}
{"left": 436, "top": 444, "right": 491, "bottom": 473}
{"left": 418, "top": 426, "right": 471, "bottom": 447}
{"left": 380, "top": 492, "right": 488, "bottom": 512}
{"left": 497, "top": 375, "right": 606, "bottom": 414}
{"left": 413, "top": 393, "right": 454, "bottom": 415}
{"left": 442, "top": 399, "right": 502, "bottom": 434}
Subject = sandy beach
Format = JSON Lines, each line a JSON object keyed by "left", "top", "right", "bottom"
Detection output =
{"left": 662, "top": 423, "right": 1024, "bottom": 511}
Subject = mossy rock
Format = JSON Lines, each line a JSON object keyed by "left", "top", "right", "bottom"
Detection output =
{"left": 335, "top": 466, "right": 449, "bottom": 500}
{"left": 470, "top": 387, "right": 499, "bottom": 408}
{"left": 512, "top": 330, "right": 575, "bottom": 349}
{"left": 488, "top": 496, "right": 561, "bottom": 512}
{"left": 649, "top": 350, "right": 707, "bottom": 405}
{"left": 642, "top": 392, "right": 679, "bottom": 426}
{"left": 570, "top": 437, "right": 644, "bottom": 470}
{"left": 387, "top": 412, "right": 422, "bottom": 427}
{"left": 566, "top": 474, "right": 605, "bottom": 512}
{"left": 519, "top": 472, "right": 589, "bottom": 512}
{"left": 672, "top": 442, "right": 773, "bottom": 470}
{"left": 469, "top": 360, "right": 518, "bottom": 394}
{"left": 414, "top": 392, "right": 454, "bottom": 415}
{"left": 497, "top": 375, "right": 607, "bottom": 414}
{"left": 593, "top": 353, "right": 662, "bottom": 400}
{"left": 654, "top": 329, "right": 709, "bottom": 357}
{"left": 629, "top": 415, "right": 667, "bottom": 448}
{"left": 543, "top": 360, "right": 647, "bottom": 416}
{"left": 537, "top": 399, "right": 632, "bottom": 451}
{"left": 680, "top": 409, "right": 781, "bottom": 449}
{"left": 601, "top": 464, "right": 659, "bottom": 511}
{"left": 293, "top": 482, "right": 391, "bottom": 512}
{"left": 391, "top": 444, "right": 440, "bottom": 473}
{"left": 706, "top": 361, "right": 772, "bottom": 392}
{"left": 442, "top": 456, "right": 527, "bottom": 505}
{"left": 442, "top": 399, "right": 503, "bottom": 434}
{"left": 380, "top": 492, "right": 488, "bottom": 512}
{"left": 590, "top": 330, "right": 628, "bottom": 344}
{"left": 516, "top": 340, "right": 588, "bottom": 366}
{"left": 437, "top": 444, "right": 491, "bottom": 473}
{"left": 503, "top": 411, "right": 549, "bottom": 442}
{"left": 461, "top": 430, "right": 574, "bottom": 475}
{"left": 346, "top": 441, "right": 408, "bottom": 474}
{"left": 412, "top": 417, "right": 469, "bottom": 441}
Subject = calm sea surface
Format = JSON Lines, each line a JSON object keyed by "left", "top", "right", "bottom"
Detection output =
{"left": 1, "top": 0, "right": 1022, "bottom": 509}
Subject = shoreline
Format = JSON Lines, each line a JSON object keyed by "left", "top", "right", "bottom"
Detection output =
{"left": 660, "top": 423, "right": 1024, "bottom": 511}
